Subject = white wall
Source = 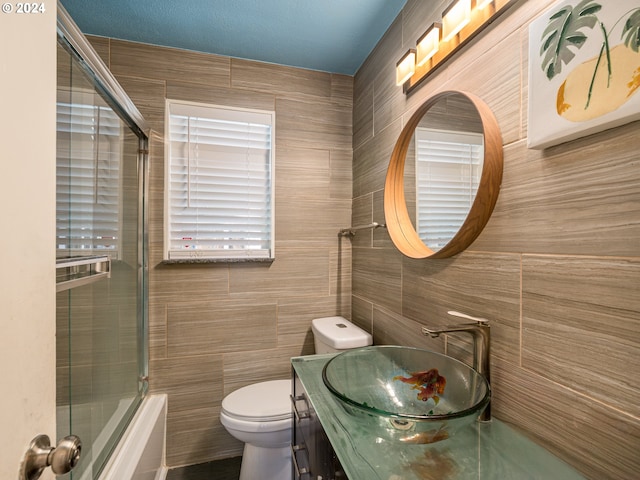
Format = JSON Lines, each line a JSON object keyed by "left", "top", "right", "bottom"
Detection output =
{"left": 0, "top": 4, "right": 57, "bottom": 479}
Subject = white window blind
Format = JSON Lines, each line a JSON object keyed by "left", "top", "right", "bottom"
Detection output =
{"left": 56, "top": 93, "right": 122, "bottom": 256}
{"left": 165, "top": 101, "right": 274, "bottom": 261}
{"left": 415, "top": 128, "right": 483, "bottom": 250}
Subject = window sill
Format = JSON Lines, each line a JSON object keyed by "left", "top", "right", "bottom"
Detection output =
{"left": 161, "top": 257, "right": 274, "bottom": 265}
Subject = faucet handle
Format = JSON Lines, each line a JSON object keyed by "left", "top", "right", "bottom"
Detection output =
{"left": 447, "top": 311, "right": 488, "bottom": 324}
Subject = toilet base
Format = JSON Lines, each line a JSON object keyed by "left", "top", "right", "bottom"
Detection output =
{"left": 239, "top": 442, "right": 291, "bottom": 480}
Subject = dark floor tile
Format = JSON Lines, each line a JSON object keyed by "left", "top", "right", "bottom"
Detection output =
{"left": 167, "top": 457, "right": 242, "bottom": 480}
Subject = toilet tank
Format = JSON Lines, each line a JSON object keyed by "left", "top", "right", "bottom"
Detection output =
{"left": 311, "top": 316, "right": 372, "bottom": 354}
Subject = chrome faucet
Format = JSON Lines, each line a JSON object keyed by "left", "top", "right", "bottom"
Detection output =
{"left": 422, "top": 311, "right": 491, "bottom": 421}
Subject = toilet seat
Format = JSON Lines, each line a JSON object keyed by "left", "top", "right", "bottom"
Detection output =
{"left": 221, "top": 379, "right": 291, "bottom": 422}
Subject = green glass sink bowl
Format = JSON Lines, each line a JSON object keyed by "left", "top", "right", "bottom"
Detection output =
{"left": 322, "top": 346, "right": 490, "bottom": 444}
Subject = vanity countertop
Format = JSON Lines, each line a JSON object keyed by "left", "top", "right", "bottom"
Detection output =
{"left": 292, "top": 354, "right": 586, "bottom": 480}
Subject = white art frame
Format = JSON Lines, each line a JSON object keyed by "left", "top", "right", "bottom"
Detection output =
{"left": 528, "top": 0, "right": 640, "bottom": 149}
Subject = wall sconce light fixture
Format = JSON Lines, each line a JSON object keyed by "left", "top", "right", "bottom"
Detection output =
{"left": 396, "top": 0, "right": 517, "bottom": 95}
{"left": 396, "top": 49, "right": 416, "bottom": 86}
{"left": 416, "top": 23, "right": 442, "bottom": 66}
{"left": 475, "top": 0, "right": 494, "bottom": 9}
{"left": 442, "top": 0, "right": 471, "bottom": 41}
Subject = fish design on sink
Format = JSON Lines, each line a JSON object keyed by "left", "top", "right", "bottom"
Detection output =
{"left": 393, "top": 368, "right": 447, "bottom": 404}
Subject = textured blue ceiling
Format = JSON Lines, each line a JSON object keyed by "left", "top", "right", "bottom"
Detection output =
{"left": 60, "top": 0, "right": 407, "bottom": 75}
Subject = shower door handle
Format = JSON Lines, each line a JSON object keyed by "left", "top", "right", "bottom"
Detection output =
{"left": 20, "top": 434, "right": 82, "bottom": 480}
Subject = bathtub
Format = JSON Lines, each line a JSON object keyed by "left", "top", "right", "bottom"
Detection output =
{"left": 98, "top": 394, "right": 168, "bottom": 480}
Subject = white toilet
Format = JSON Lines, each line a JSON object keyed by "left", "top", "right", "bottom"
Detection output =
{"left": 311, "top": 315, "right": 373, "bottom": 354}
{"left": 219, "top": 316, "right": 372, "bottom": 480}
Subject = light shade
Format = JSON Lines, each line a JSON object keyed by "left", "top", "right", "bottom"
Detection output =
{"left": 474, "top": 0, "right": 493, "bottom": 9}
{"left": 396, "top": 49, "right": 416, "bottom": 86}
{"left": 416, "top": 23, "right": 442, "bottom": 66}
{"left": 442, "top": 0, "right": 471, "bottom": 41}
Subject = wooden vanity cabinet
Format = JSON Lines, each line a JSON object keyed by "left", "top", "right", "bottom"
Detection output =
{"left": 291, "top": 370, "right": 346, "bottom": 480}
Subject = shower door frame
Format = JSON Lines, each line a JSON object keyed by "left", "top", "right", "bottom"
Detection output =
{"left": 56, "top": 2, "right": 150, "bottom": 478}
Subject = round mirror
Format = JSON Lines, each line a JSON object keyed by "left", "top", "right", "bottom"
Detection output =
{"left": 384, "top": 91, "right": 503, "bottom": 259}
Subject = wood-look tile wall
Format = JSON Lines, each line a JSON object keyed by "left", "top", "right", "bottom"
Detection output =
{"left": 87, "top": 36, "right": 353, "bottom": 467}
{"left": 352, "top": 1, "right": 640, "bottom": 479}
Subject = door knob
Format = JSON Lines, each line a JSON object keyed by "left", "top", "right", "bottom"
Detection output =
{"left": 20, "top": 434, "right": 82, "bottom": 480}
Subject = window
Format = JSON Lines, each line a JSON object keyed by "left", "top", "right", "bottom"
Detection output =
{"left": 165, "top": 101, "right": 274, "bottom": 261}
{"left": 415, "top": 128, "right": 483, "bottom": 249}
{"left": 57, "top": 91, "right": 123, "bottom": 258}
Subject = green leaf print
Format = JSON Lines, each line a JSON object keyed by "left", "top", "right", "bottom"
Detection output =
{"left": 622, "top": 10, "right": 640, "bottom": 52}
{"left": 540, "top": 0, "right": 601, "bottom": 80}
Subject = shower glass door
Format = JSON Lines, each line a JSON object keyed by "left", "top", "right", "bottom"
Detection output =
{"left": 56, "top": 25, "right": 148, "bottom": 480}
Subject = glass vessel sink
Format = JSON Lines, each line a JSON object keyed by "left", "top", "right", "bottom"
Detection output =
{"left": 322, "top": 346, "right": 490, "bottom": 444}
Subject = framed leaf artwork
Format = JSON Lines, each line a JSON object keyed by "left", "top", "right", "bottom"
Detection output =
{"left": 528, "top": 0, "right": 640, "bottom": 149}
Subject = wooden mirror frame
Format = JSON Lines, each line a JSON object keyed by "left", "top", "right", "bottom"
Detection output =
{"left": 384, "top": 91, "right": 503, "bottom": 259}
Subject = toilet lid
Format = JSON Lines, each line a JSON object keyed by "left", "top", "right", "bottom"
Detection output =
{"left": 221, "top": 379, "right": 292, "bottom": 421}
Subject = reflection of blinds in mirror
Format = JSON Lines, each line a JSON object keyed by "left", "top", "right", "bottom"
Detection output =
{"left": 56, "top": 99, "right": 122, "bottom": 256}
{"left": 415, "top": 128, "right": 483, "bottom": 250}
{"left": 166, "top": 101, "right": 274, "bottom": 260}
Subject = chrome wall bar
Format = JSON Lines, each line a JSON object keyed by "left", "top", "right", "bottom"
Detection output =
{"left": 56, "top": 256, "right": 111, "bottom": 292}
{"left": 338, "top": 222, "right": 386, "bottom": 237}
